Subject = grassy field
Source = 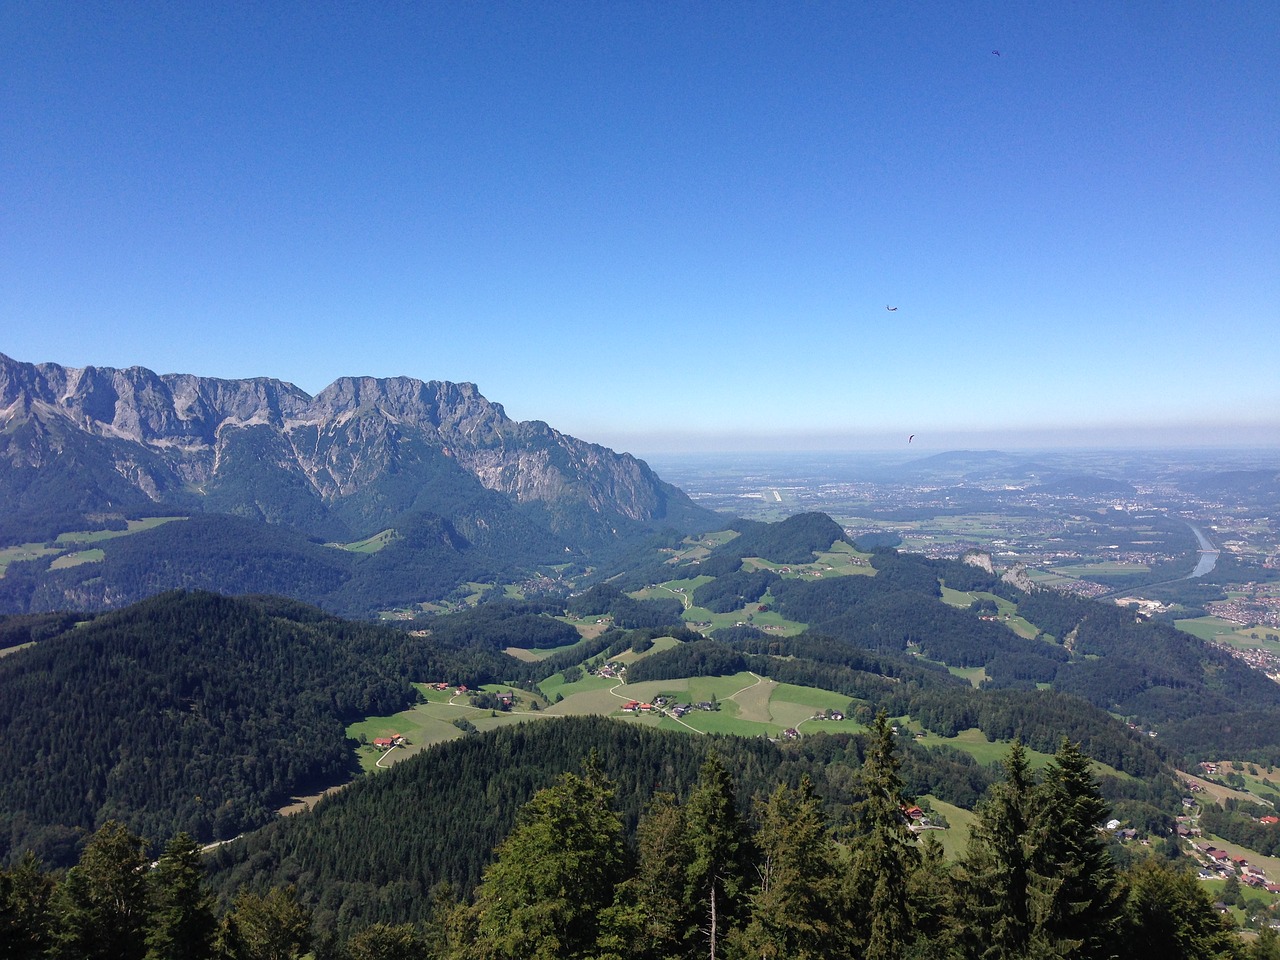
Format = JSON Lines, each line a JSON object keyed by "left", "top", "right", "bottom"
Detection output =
{"left": 347, "top": 684, "right": 556, "bottom": 772}
{"left": 350, "top": 669, "right": 866, "bottom": 771}
{"left": 0, "top": 543, "right": 62, "bottom": 575}
{"left": 938, "top": 587, "right": 1046, "bottom": 642}
{"left": 54, "top": 516, "right": 186, "bottom": 545}
{"left": 49, "top": 549, "right": 105, "bottom": 569}
{"left": 947, "top": 666, "right": 988, "bottom": 688}
{"left": 1176, "top": 616, "right": 1280, "bottom": 652}
{"left": 338, "top": 529, "right": 396, "bottom": 553}
{"left": 915, "top": 728, "right": 1057, "bottom": 769}
{"left": 921, "top": 795, "right": 976, "bottom": 860}
{"left": 1205, "top": 761, "right": 1280, "bottom": 800}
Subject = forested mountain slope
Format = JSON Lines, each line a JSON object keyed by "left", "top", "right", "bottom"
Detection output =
{"left": 0, "top": 591, "right": 510, "bottom": 865}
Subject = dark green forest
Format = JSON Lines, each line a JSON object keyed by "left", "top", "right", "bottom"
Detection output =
{"left": 0, "top": 593, "right": 431, "bottom": 864}
{"left": 2, "top": 717, "right": 1270, "bottom": 960}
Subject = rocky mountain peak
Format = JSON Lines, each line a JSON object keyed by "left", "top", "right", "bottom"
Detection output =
{"left": 0, "top": 351, "right": 712, "bottom": 545}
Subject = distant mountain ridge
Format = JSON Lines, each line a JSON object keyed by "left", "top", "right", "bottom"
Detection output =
{"left": 0, "top": 352, "right": 718, "bottom": 613}
{"left": 0, "top": 351, "right": 708, "bottom": 536}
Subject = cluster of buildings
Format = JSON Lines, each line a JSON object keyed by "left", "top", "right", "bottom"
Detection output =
{"left": 430, "top": 681, "right": 470, "bottom": 694}
{"left": 1192, "top": 842, "right": 1280, "bottom": 893}
{"left": 620, "top": 694, "right": 719, "bottom": 719}
{"left": 1206, "top": 595, "right": 1280, "bottom": 630}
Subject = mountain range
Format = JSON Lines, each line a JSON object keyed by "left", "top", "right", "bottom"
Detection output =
{"left": 0, "top": 352, "right": 719, "bottom": 614}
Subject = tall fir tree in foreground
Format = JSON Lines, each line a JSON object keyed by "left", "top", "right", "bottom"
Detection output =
{"left": 144, "top": 832, "right": 217, "bottom": 960}
{"left": 599, "top": 792, "right": 688, "bottom": 960}
{"left": 53, "top": 820, "right": 150, "bottom": 960}
{"left": 730, "top": 775, "right": 840, "bottom": 960}
{"left": 958, "top": 738, "right": 1123, "bottom": 960}
{"left": 846, "top": 711, "right": 921, "bottom": 960}
{"left": 467, "top": 757, "right": 627, "bottom": 960}
{"left": 1030, "top": 739, "right": 1122, "bottom": 958}
{"left": 681, "top": 752, "right": 753, "bottom": 960}
{"left": 956, "top": 740, "right": 1038, "bottom": 960}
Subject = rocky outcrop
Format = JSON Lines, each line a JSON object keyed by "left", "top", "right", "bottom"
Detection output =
{"left": 0, "top": 352, "right": 704, "bottom": 539}
{"left": 961, "top": 549, "right": 995, "bottom": 574}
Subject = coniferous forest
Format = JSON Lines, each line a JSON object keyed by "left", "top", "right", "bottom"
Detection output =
{"left": 1, "top": 714, "right": 1269, "bottom": 960}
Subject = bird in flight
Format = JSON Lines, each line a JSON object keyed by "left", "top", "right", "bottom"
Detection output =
{"left": 908, "top": 435, "right": 914, "bottom": 443}
{"left": 992, "top": 49, "right": 1000, "bottom": 56}
{"left": 886, "top": 305, "right": 898, "bottom": 312}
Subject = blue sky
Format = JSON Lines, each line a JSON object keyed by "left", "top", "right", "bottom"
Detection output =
{"left": 3, "top": 2, "right": 1277, "bottom": 454}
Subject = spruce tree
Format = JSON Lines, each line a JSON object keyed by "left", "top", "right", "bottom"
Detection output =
{"left": 846, "top": 711, "right": 921, "bottom": 960}
{"left": 468, "top": 764, "right": 627, "bottom": 960}
{"left": 906, "top": 832, "right": 961, "bottom": 959}
{"left": 1031, "top": 739, "right": 1122, "bottom": 959}
{"left": 53, "top": 820, "right": 151, "bottom": 960}
{"left": 732, "top": 775, "right": 840, "bottom": 960}
{"left": 144, "top": 832, "right": 216, "bottom": 960}
{"left": 600, "top": 792, "right": 688, "bottom": 960}
{"left": 681, "top": 752, "right": 752, "bottom": 960}
{"left": 1118, "top": 857, "right": 1238, "bottom": 960}
{"left": 956, "top": 740, "right": 1036, "bottom": 960}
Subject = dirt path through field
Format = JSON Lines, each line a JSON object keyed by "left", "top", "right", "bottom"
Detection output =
{"left": 726, "top": 672, "right": 775, "bottom": 723}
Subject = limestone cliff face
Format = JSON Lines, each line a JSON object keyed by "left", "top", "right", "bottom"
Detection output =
{"left": 0, "top": 352, "right": 693, "bottom": 533}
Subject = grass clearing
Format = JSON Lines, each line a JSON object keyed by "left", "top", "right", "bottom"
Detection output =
{"left": 948, "top": 666, "right": 988, "bottom": 688}
{"left": 915, "top": 728, "right": 1056, "bottom": 769}
{"left": 728, "top": 675, "right": 776, "bottom": 722}
{"left": 0, "top": 642, "right": 36, "bottom": 658}
{"left": 0, "top": 544, "right": 61, "bottom": 575}
{"left": 54, "top": 516, "right": 186, "bottom": 545}
{"left": 920, "top": 795, "right": 976, "bottom": 860}
{"left": 1175, "top": 619, "right": 1280, "bottom": 653}
{"left": 338, "top": 529, "right": 397, "bottom": 553}
{"left": 49, "top": 549, "right": 104, "bottom": 569}
{"left": 1174, "top": 616, "right": 1242, "bottom": 641}
{"left": 611, "top": 635, "right": 682, "bottom": 664}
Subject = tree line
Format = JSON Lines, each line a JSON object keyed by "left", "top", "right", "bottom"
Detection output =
{"left": 3, "top": 716, "right": 1267, "bottom": 960}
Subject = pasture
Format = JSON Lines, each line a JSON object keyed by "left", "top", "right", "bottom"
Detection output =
{"left": 1177, "top": 616, "right": 1280, "bottom": 652}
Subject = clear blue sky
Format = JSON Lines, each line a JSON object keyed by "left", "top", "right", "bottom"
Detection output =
{"left": 3, "top": 2, "right": 1277, "bottom": 454}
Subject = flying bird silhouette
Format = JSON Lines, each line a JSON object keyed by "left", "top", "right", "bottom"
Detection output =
{"left": 886, "top": 305, "right": 898, "bottom": 312}
{"left": 908, "top": 435, "right": 914, "bottom": 443}
{"left": 992, "top": 49, "right": 1000, "bottom": 56}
